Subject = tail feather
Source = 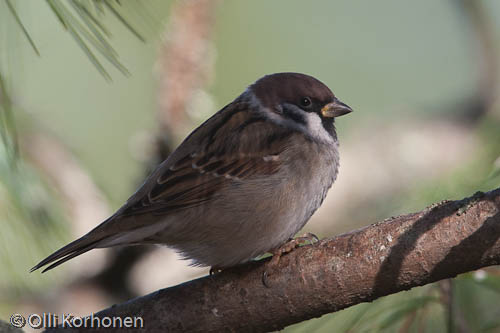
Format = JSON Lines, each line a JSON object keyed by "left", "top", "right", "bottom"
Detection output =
{"left": 30, "top": 235, "right": 104, "bottom": 273}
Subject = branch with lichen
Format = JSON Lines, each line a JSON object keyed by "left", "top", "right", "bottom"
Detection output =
{"left": 42, "top": 187, "right": 500, "bottom": 332}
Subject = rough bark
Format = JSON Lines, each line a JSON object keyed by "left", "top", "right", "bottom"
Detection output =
{"left": 44, "top": 187, "right": 500, "bottom": 332}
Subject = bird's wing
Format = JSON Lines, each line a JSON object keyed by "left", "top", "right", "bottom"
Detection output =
{"left": 117, "top": 101, "right": 291, "bottom": 218}
{"left": 31, "top": 101, "right": 293, "bottom": 273}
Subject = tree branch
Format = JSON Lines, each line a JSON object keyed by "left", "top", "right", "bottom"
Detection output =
{"left": 44, "top": 187, "right": 500, "bottom": 332}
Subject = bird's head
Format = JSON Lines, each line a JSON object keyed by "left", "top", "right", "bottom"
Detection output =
{"left": 248, "top": 72, "right": 353, "bottom": 142}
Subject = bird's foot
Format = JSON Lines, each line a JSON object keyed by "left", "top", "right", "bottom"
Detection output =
{"left": 262, "top": 232, "right": 319, "bottom": 287}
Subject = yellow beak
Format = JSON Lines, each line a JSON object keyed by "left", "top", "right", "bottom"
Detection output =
{"left": 321, "top": 99, "right": 353, "bottom": 118}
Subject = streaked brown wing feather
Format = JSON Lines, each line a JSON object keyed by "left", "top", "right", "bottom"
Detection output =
{"left": 121, "top": 155, "right": 281, "bottom": 216}
{"left": 119, "top": 101, "right": 289, "bottom": 218}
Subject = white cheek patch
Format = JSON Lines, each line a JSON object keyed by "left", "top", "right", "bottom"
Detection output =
{"left": 304, "top": 112, "right": 334, "bottom": 144}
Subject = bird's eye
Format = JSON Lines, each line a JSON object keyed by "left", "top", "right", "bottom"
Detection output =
{"left": 300, "top": 97, "right": 312, "bottom": 108}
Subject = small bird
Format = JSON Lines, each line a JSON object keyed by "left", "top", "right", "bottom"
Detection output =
{"left": 31, "top": 72, "right": 352, "bottom": 273}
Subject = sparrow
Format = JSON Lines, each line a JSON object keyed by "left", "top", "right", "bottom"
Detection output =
{"left": 31, "top": 72, "right": 352, "bottom": 273}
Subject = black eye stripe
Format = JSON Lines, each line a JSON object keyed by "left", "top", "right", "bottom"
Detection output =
{"left": 282, "top": 104, "right": 307, "bottom": 125}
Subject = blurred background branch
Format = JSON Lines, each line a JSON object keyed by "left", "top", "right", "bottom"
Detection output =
{"left": 454, "top": 0, "right": 498, "bottom": 123}
{"left": 156, "top": 0, "right": 217, "bottom": 146}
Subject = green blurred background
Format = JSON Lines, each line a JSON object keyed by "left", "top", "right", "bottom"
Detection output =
{"left": 1, "top": 0, "right": 500, "bottom": 332}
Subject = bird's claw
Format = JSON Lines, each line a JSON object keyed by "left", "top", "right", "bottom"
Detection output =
{"left": 262, "top": 232, "right": 320, "bottom": 287}
{"left": 294, "top": 232, "right": 319, "bottom": 245}
{"left": 262, "top": 270, "right": 271, "bottom": 288}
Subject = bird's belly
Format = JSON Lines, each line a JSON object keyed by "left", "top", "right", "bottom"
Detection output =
{"left": 150, "top": 167, "right": 335, "bottom": 268}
